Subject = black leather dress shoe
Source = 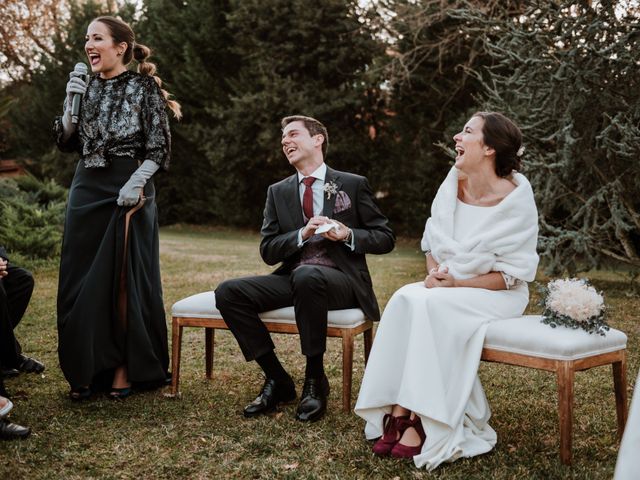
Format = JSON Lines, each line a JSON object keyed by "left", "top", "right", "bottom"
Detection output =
{"left": 243, "top": 378, "right": 296, "bottom": 418}
{"left": 0, "top": 367, "right": 19, "bottom": 378}
{"left": 0, "top": 418, "right": 30, "bottom": 440}
{"left": 17, "top": 355, "right": 45, "bottom": 374}
{"left": 295, "top": 374, "right": 330, "bottom": 422}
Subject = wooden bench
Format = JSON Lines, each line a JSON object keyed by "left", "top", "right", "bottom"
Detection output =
{"left": 171, "top": 294, "right": 627, "bottom": 465}
{"left": 482, "top": 315, "right": 628, "bottom": 465}
{"left": 170, "top": 291, "right": 372, "bottom": 412}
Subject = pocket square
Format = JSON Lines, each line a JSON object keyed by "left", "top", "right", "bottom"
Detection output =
{"left": 333, "top": 191, "right": 352, "bottom": 214}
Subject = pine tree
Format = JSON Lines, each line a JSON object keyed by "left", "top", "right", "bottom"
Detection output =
{"left": 466, "top": 1, "right": 640, "bottom": 272}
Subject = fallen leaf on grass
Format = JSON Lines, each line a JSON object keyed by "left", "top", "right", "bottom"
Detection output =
{"left": 284, "top": 463, "right": 299, "bottom": 470}
{"left": 11, "top": 390, "right": 29, "bottom": 399}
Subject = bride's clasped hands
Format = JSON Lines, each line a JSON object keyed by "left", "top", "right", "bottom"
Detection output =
{"left": 424, "top": 266, "right": 454, "bottom": 288}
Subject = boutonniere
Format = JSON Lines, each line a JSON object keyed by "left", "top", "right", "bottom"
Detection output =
{"left": 323, "top": 180, "right": 339, "bottom": 200}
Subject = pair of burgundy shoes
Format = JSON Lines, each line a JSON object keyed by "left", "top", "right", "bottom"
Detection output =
{"left": 372, "top": 413, "right": 426, "bottom": 458}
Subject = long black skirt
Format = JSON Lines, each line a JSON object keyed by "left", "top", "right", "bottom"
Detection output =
{"left": 57, "top": 157, "right": 168, "bottom": 390}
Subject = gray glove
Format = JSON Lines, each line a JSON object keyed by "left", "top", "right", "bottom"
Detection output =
{"left": 65, "top": 70, "right": 88, "bottom": 108}
{"left": 61, "top": 70, "right": 88, "bottom": 138}
{"left": 117, "top": 160, "right": 160, "bottom": 206}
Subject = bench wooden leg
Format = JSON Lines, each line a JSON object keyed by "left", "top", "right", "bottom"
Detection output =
{"left": 557, "top": 361, "right": 575, "bottom": 465}
{"left": 342, "top": 332, "right": 354, "bottom": 413}
{"left": 205, "top": 328, "right": 215, "bottom": 379}
{"left": 363, "top": 327, "right": 373, "bottom": 365}
{"left": 171, "top": 318, "right": 183, "bottom": 396}
{"left": 613, "top": 352, "right": 628, "bottom": 439}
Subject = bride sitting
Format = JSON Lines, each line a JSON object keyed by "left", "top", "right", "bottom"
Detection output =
{"left": 355, "top": 112, "right": 539, "bottom": 470}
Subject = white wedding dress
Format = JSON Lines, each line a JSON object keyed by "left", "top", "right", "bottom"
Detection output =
{"left": 355, "top": 199, "right": 532, "bottom": 470}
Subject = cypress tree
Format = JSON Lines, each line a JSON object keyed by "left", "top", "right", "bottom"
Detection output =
{"left": 191, "top": 0, "right": 386, "bottom": 227}
{"left": 138, "top": 0, "right": 239, "bottom": 224}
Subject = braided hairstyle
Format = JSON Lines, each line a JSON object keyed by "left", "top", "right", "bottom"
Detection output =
{"left": 93, "top": 16, "right": 182, "bottom": 120}
{"left": 473, "top": 112, "right": 522, "bottom": 177}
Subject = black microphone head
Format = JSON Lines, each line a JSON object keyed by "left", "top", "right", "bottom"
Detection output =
{"left": 74, "top": 62, "right": 88, "bottom": 75}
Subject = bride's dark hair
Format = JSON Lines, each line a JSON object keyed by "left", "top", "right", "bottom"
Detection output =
{"left": 473, "top": 112, "right": 522, "bottom": 177}
{"left": 93, "top": 16, "right": 182, "bottom": 120}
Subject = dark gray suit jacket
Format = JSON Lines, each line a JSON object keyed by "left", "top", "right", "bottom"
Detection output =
{"left": 259, "top": 166, "right": 395, "bottom": 321}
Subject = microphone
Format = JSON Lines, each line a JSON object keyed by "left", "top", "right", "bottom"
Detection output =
{"left": 71, "top": 62, "right": 88, "bottom": 125}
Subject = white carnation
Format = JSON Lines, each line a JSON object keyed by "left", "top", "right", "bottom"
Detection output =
{"left": 545, "top": 278, "right": 604, "bottom": 323}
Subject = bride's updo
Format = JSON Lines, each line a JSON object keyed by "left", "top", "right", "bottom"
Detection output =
{"left": 93, "top": 16, "right": 182, "bottom": 120}
{"left": 473, "top": 112, "right": 523, "bottom": 177}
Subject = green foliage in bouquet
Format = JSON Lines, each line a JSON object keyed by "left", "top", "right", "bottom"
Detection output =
{"left": 0, "top": 175, "right": 67, "bottom": 259}
{"left": 538, "top": 278, "right": 610, "bottom": 336}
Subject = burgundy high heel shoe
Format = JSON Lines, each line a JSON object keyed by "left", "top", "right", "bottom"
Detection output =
{"left": 390, "top": 415, "right": 426, "bottom": 458}
{"left": 372, "top": 413, "right": 411, "bottom": 456}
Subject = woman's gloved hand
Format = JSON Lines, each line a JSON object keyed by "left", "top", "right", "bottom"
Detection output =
{"left": 117, "top": 160, "right": 160, "bottom": 206}
{"left": 60, "top": 70, "right": 88, "bottom": 138}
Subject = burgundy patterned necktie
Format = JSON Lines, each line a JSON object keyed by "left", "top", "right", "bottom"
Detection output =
{"left": 302, "top": 177, "right": 315, "bottom": 220}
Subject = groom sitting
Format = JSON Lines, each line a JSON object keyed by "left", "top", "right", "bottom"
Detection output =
{"left": 216, "top": 115, "right": 395, "bottom": 422}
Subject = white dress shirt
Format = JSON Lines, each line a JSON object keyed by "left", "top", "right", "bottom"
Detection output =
{"left": 295, "top": 163, "right": 355, "bottom": 250}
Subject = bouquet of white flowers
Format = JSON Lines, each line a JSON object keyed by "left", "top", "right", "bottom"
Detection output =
{"left": 539, "top": 278, "right": 609, "bottom": 335}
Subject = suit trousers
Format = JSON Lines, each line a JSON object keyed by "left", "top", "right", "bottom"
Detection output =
{"left": 0, "top": 265, "right": 34, "bottom": 367}
{"left": 215, "top": 265, "right": 357, "bottom": 360}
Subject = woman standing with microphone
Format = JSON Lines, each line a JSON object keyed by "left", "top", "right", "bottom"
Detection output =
{"left": 54, "top": 16, "right": 181, "bottom": 400}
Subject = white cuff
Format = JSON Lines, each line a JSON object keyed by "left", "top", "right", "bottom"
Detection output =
{"left": 297, "top": 228, "right": 307, "bottom": 248}
{"left": 343, "top": 228, "right": 355, "bottom": 251}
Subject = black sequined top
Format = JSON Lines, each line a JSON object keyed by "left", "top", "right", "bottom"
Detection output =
{"left": 54, "top": 70, "right": 171, "bottom": 170}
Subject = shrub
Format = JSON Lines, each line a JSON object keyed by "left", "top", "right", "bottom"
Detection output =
{"left": 0, "top": 175, "right": 67, "bottom": 259}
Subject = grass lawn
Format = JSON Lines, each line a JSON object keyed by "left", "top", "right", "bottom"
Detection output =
{"left": 1, "top": 225, "right": 637, "bottom": 479}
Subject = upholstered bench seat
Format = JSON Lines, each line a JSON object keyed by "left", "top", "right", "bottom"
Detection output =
{"left": 171, "top": 291, "right": 368, "bottom": 327}
{"left": 485, "top": 314, "right": 628, "bottom": 360}
{"left": 170, "top": 291, "right": 372, "bottom": 412}
{"left": 481, "top": 314, "right": 628, "bottom": 465}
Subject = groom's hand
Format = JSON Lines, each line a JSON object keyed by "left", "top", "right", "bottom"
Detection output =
{"left": 301, "top": 216, "right": 330, "bottom": 241}
{"left": 321, "top": 219, "right": 350, "bottom": 242}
